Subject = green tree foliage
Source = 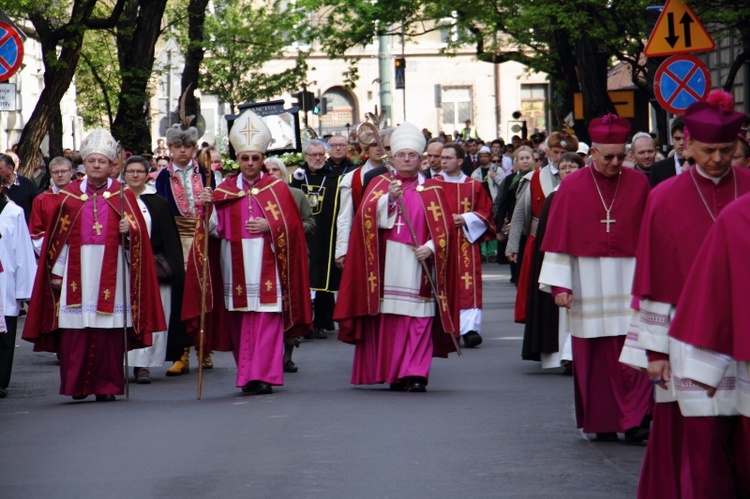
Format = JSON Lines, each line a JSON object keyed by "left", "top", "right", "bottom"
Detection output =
{"left": 76, "top": 28, "right": 121, "bottom": 128}
{"left": 0, "top": 0, "right": 126, "bottom": 174}
{"left": 300, "top": 0, "right": 654, "bottom": 126}
{"left": 170, "top": 0, "right": 311, "bottom": 114}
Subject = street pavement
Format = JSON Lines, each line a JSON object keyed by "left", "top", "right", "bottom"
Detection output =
{"left": 0, "top": 263, "right": 645, "bottom": 498}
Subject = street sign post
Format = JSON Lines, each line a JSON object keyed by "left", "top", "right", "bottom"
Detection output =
{"left": 654, "top": 54, "right": 711, "bottom": 115}
{"left": 644, "top": 0, "right": 715, "bottom": 57}
{"left": 0, "top": 21, "right": 23, "bottom": 82}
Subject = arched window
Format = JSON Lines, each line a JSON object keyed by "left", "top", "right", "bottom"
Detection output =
{"left": 320, "top": 87, "right": 357, "bottom": 135}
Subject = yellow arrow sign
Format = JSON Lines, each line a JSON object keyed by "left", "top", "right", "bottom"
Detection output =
{"left": 644, "top": 0, "right": 715, "bottom": 57}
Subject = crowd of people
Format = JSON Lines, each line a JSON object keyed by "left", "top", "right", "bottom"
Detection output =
{"left": 3, "top": 91, "right": 750, "bottom": 496}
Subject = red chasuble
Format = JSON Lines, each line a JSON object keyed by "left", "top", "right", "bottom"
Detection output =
{"left": 429, "top": 174, "right": 494, "bottom": 309}
{"left": 633, "top": 166, "right": 750, "bottom": 304}
{"left": 182, "top": 174, "right": 312, "bottom": 350}
{"left": 541, "top": 165, "right": 650, "bottom": 257}
{"left": 29, "top": 187, "right": 66, "bottom": 242}
{"left": 333, "top": 174, "right": 460, "bottom": 357}
{"left": 669, "top": 189, "right": 750, "bottom": 360}
{"left": 22, "top": 181, "right": 166, "bottom": 353}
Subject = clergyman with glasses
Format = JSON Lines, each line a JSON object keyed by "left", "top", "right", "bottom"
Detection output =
{"left": 538, "top": 114, "right": 653, "bottom": 443}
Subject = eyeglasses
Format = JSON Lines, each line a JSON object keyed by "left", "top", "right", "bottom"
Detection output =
{"left": 125, "top": 170, "right": 147, "bottom": 176}
{"left": 305, "top": 152, "right": 326, "bottom": 158}
{"left": 558, "top": 164, "right": 579, "bottom": 171}
{"left": 599, "top": 153, "right": 627, "bottom": 163}
{"left": 491, "top": 160, "right": 502, "bottom": 164}
{"left": 533, "top": 157, "right": 542, "bottom": 162}
{"left": 238, "top": 154, "right": 262, "bottom": 162}
{"left": 394, "top": 152, "right": 421, "bottom": 161}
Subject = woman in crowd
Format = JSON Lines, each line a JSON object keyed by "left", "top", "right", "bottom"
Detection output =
{"left": 521, "top": 151, "right": 583, "bottom": 371}
{"left": 493, "top": 145, "right": 535, "bottom": 281}
{"left": 122, "top": 155, "right": 188, "bottom": 383}
{"left": 264, "top": 156, "right": 315, "bottom": 373}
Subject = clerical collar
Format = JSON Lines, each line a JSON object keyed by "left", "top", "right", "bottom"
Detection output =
{"left": 238, "top": 172, "right": 263, "bottom": 190}
{"left": 549, "top": 164, "right": 560, "bottom": 175}
{"left": 395, "top": 174, "right": 419, "bottom": 185}
{"left": 694, "top": 163, "right": 730, "bottom": 185}
{"left": 442, "top": 172, "right": 466, "bottom": 183}
{"left": 81, "top": 177, "right": 112, "bottom": 194}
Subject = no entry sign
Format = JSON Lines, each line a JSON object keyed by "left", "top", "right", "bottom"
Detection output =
{"left": 0, "top": 22, "right": 23, "bottom": 82}
{"left": 654, "top": 54, "right": 711, "bottom": 115}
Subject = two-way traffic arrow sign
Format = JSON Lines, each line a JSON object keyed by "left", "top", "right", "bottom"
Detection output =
{"left": 644, "top": 0, "right": 715, "bottom": 58}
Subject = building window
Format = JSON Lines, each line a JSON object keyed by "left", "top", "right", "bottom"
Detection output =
{"left": 320, "top": 87, "right": 356, "bottom": 134}
{"left": 441, "top": 87, "right": 472, "bottom": 135}
{"left": 520, "top": 84, "right": 548, "bottom": 134}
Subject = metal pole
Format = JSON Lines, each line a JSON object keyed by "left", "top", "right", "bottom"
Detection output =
{"left": 401, "top": 23, "right": 406, "bottom": 122}
{"left": 378, "top": 29, "right": 393, "bottom": 125}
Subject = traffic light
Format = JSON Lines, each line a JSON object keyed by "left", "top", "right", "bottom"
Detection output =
{"left": 394, "top": 58, "right": 405, "bottom": 90}
{"left": 312, "top": 98, "right": 321, "bottom": 115}
{"left": 293, "top": 90, "right": 316, "bottom": 112}
{"left": 319, "top": 97, "right": 328, "bottom": 116}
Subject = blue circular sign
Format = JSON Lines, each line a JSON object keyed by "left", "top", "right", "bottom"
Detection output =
{"left": 654, "top": 55, "right": 711, "bottom": 114}
{"left": 0, "top": 22, "right": 24, "bottom": 82}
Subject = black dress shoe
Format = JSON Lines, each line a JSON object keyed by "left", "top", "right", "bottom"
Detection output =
{"left": 624, "top": 426, "right": 650, "bottom": 444}
{"left": 388, "top": 382, "right": 406, "bottom": 392}
{"left": 284, "top": 360, "right": 298, "bottom": 373}
{"left": 462, "top": 331, "right": 483, "bottom": 348}
{"left": 311, "top": 329, "right": 327, "bottom": 339}
{"left": 95, "top": 395, "right": 116, "bottom": 402}
{"left": 242, "top": 381, "right": 273, "bottom": 395}
{"left": 407, "top": 377, "right": 427, "bottom": 392}
{"left": 592, "top": 432, "right": 619, "bottom": 442}
{"left": 323, "top": 322, "right": 336, "bottom": 332}
{"left": 72, "top": 395, "right": 88, "bottom": 400}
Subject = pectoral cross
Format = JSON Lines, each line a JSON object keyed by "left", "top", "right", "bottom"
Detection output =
{"left": 461, "top": 272, "right": 473, "bottom": 289}
{"left": 103, "top": 289, "right": 111, "bottom": 300}
{"left": 265, "top": 200, "right": 280, "bottom": 221}
{"left": 394, "top": 215, "right": 405, "bottom": 234}
{"left": 59, "top": 215, "right": 71, "bottom": 233}
{"left": 427, "top": 201, "right": 442, "bottom": 222}
{"left": 92, "top": 221, "right": 103, "bottom": 236}
{"left": 600, "top": 211, "right": 616, "bottom": 233}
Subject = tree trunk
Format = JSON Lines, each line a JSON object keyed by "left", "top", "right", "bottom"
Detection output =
{"left": 575, "top": 33, "right": 614, "bottom": 133}
{"left": 180, "top": 0, "right": 210, "bottom": 129}
{"left": 48, "top": 103, "right": 64, "bottom": 159}
{"left": 16, "top": 29, "right": 88, "bottom": 176}
{"left": 111, "top": 0, "right": 169, "bottom": 154}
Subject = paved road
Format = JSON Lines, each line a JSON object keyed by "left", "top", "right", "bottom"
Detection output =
{"left": 0, "top": 264, "right": 645, "bottom": 498}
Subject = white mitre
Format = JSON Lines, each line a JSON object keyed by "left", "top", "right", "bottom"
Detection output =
{"left": 80, "top": 128, "right": 118, "bottom": 161}
{"left": 390, "top": 121, "right": 426, "bottom": 154}
{"left": 230, "top": 109, "right": 272, "bottom": 154}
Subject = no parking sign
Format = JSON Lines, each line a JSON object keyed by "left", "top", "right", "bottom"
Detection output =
{"left": 654, "top": 54, "right": 711, "bottom": 115}
{"left": 0, "top": 21, "right": 23, "bottom": 82}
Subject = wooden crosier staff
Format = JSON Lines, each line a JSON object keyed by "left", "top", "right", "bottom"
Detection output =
{"left": 357, "top": 120, "right": 462, "bottom": 357}
{"left": 196, "top": 152, "right": 212, "bottom": 400}
{"left": 117, "top": 142, "right": 130, "bottom": 400}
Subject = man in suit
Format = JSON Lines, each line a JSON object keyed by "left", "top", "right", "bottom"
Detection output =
{"left": 422, "top": 139, "right": 444, "bottom": 179}
{"left": 461, "top": 139, "right": 478, "bottom": 175}
{"left": 650, "top": 117, "right": 688, "bottom": 188}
